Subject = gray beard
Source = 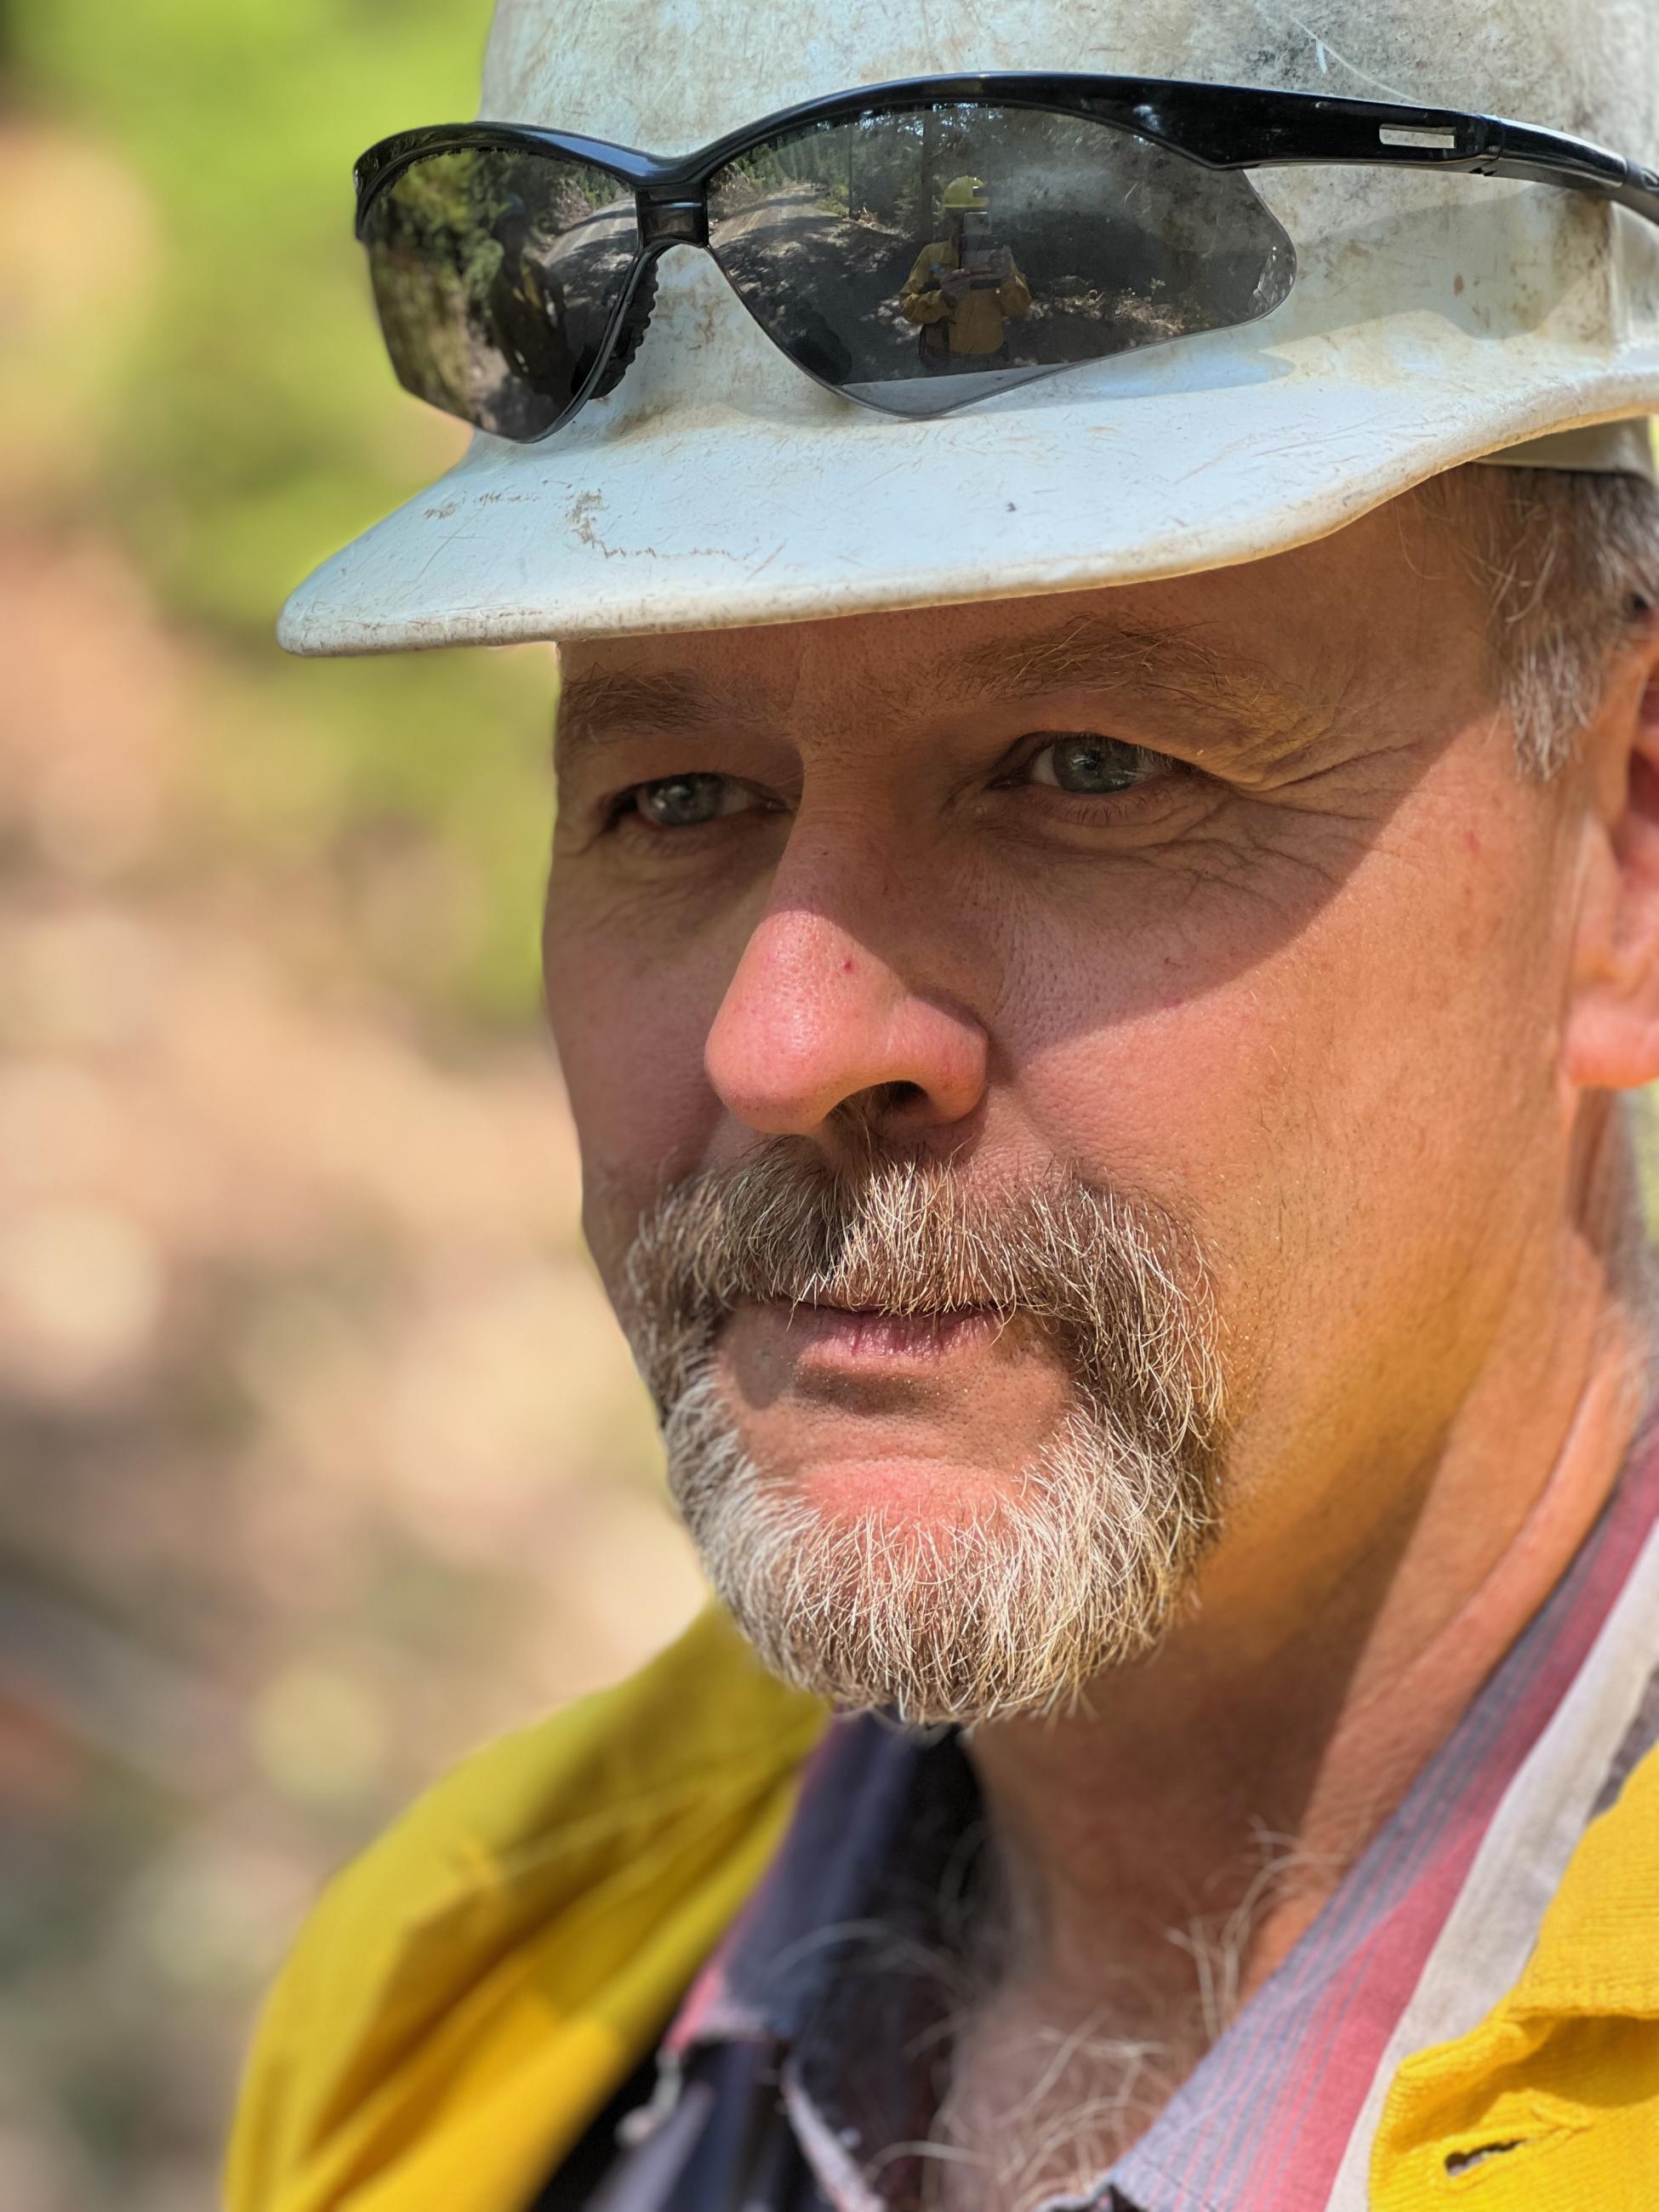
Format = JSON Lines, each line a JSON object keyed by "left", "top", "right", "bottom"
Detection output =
{"left": 662, "top": 1359, "right": 1217, "bottom": 1725}
{"left": 620, "top": 1147, "right": 1229, "bottom": 1725}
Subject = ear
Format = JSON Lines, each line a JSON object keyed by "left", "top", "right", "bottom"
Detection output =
{"left": 1561, "top": 630, "right": 1659, "bottom": 1092}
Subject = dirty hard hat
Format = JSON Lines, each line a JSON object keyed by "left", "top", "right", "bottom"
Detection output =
{"left": 279, "top": 0, "right": 1659, "bottom": 656}
{"left": 940, "top": 174, "right": 991, "bottom": 211}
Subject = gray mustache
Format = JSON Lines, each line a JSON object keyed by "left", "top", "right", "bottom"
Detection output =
{"left": 617, "top": 1142, "right": 1226, "bottom": 1460}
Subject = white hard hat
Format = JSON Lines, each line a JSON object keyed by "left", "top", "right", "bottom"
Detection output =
{"left": 280, "top": 0, "right": 1659, "bottom": 655}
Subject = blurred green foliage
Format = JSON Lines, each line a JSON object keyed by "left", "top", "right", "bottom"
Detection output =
{"left": 12, "top": 0, "right": 492, "bottom": 630}
{"left": 0, "top": 20, "right": 691, "bottom": 2207}
{"left": 9, "top": 0, "right": 558, "bottom": 1030}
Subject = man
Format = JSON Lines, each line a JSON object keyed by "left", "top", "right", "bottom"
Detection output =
{"left": 229, "top": 0, "right": 1659, "bottom": 2207}
{"left": 898, "top": 175, "right": 1031, "bottom": 373}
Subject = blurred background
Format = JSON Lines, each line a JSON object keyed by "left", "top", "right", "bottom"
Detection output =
{"left": 0, "top": 5, "right": 709, "bottom": 2206}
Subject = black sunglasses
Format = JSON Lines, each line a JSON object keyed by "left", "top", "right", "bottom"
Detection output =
{"left": 353, "top": 71, "right": 1659, "bottom": 442}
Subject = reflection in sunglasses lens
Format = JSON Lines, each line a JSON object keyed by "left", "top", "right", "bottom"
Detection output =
{"left": 708, "top": 104, "right": 1295, "bottom": 415}
{"left": 363, "top": 146, "right": 641, "bottom": 437}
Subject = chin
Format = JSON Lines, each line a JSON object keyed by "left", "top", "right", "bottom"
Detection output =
{"left": 756, "top": 1445, "right": 1029, "bottom": 1532}
{"left": 661, "top": 1367, "right": 1215, "bottom": 1726}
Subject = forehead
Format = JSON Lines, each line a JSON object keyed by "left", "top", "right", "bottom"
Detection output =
{"left": 554, "top": 497, "right": 1486, "bottom": 742}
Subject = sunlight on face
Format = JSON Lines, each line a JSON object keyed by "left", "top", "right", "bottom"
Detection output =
{"left": 544, "top": 505, "right": 1575, "bottom": 1713}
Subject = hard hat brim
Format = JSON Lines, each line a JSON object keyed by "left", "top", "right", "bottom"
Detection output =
{"left": 279, "top": 223, "right": 1659, "bottom": 656}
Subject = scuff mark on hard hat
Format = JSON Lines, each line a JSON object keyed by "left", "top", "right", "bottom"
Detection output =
{"left": 567, "top": 488, "right": 612, "bottom": 553}
{"left": 1246, "top": 5, "right": 1413, "bottom": 101}
{"left": 565, "top": 484, "right": 751, "bottom": 566}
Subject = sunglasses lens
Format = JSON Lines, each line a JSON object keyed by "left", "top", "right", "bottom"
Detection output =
{"left": 709, "top": 103, "right": 1294, "bottom": 415}
{"left": 362, "top": 145, "right": 640, "bottom": 439}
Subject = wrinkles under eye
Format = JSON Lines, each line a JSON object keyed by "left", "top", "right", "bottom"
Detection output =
{"left": 1025, "top": 734, "right": 1178, "bottom": 795}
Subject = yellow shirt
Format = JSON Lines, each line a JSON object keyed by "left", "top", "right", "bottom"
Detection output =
{"left": 226, "top": 1604, "right": 1659, "bottom": 2212}
{"left": 1371, "top": 1730, "right": 1659, "bottom": 2206}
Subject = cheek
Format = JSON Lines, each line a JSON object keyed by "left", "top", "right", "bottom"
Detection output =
{"left": 542, "top": 881, "right": 728, "bottom": 1279}
{"left": 1000, "top": 801, "right": 1559, "bottom": 1384}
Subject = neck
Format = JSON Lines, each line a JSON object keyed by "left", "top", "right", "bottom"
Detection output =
{"left": 965, "top": 1108, "right": 1656, "bottom": 2027}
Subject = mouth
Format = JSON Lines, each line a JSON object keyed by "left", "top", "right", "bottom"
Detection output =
{"left": 704, "top": 1296, "right": 1076, "bottom": 1507}
{"left": 729, "top": 1297, "right": 1010, "bottom": 1379}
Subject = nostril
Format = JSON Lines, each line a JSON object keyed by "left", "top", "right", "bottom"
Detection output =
{"left": 827, "top": 1079, "right": 929, "bottom": 1132}
{"left": 829, "top": 1082, "right": 927, "bottom": 1136}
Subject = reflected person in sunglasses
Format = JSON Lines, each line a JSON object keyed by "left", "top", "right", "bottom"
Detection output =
{"left": 899, "top": 174, "right": 1032, "bottom": 373}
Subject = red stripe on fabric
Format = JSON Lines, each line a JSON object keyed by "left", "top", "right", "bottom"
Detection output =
{"left": 1227, "top": 1432, "right": 1659, "bottom": 2209}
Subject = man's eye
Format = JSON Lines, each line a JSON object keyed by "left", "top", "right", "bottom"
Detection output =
{"left": 629, "top": 773, "right": 751, "bottom": 829}
{"left": 1027, "top": 735, "right": 1172, "bottom": 795}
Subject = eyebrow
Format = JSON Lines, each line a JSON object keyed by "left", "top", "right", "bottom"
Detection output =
{"left": 556, "top": 670, "right": 730, "bottom": 752}
{"left": 939, "top": 616, "right": 1320, "bottom": 757}
{"left": 555, "top": 616, "right": 1321, "bottom": 764}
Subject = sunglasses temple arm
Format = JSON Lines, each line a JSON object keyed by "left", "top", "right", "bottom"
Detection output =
{"left": 1233, "top": 140, "right": 1659, "bottom": 230}
{"left": 1462, "top": 115, "right": 1658, "bottom": 229}
{"left": 1164, "top": 100, "right": 1659, "bottom": 232}
{"left": 1485, "top": 157, "right": 1659, "bottom": 229}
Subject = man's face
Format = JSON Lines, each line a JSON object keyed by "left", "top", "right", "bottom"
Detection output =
{"left": 544, "top": 499, "right": 1582, "bottom": 1717}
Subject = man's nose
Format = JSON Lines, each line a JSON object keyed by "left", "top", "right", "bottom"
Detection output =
{"left": 704, "top": 902, "right": 989, "bottom": 1138}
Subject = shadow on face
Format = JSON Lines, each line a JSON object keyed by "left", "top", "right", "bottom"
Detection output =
{"left": 546, "top": 492, "right": 1563, "bottom": 1210}
{"left": 544, "top": 493, "right": 1584, "bottom": 1685}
